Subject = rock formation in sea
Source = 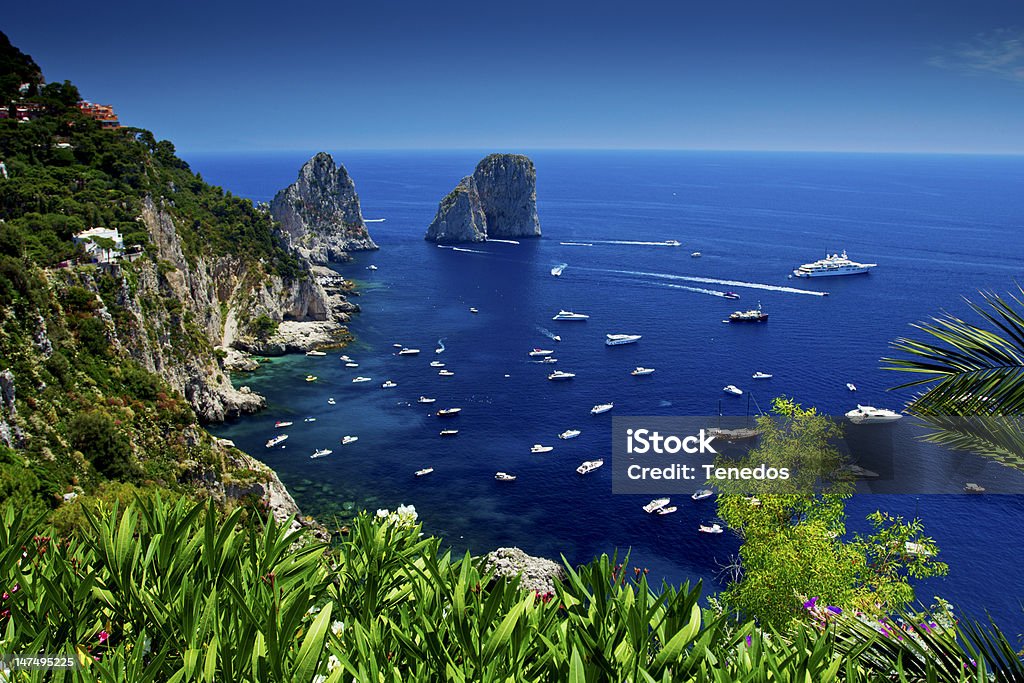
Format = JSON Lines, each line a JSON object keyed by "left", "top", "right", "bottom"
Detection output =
{"left": 271, "top": 152, "right": 378, "bottom": 262}
{"left": 425, "top": 154, "right": 541, "bottom": 244}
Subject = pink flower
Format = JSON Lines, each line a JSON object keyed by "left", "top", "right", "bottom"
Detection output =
{"left": 98, "top": 630, "right": 109, "bottom": 645}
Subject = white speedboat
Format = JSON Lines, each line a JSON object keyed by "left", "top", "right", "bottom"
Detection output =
{"left": 341, "top": 435, "right": 358, "bottom": 445}
{"left": 657, "top": 506, "right": 678, "bottom": 515}
{"left": 531, "top": 444, "right": 554, "bottom": 453}
{"left": 438, "top": 370, "right": 455, "bottom": 377}
{"left": 339, "top": 355, "right": 353, "bottom": 362}
{"left": 699, "top": 523, "right": 724, "bottom": 534}
{"left": 469, "top": 307, "right": 479, "bottom": 314}
{"left": 430, "top": 361, "right": 445, "bottom": 367}
{"left": 964, "top": 482, "right": 986, "bottom": 493}
{"left": 418, "top": 396, "right": 436, "bottom": 404}
{"left": 665, "top": 240, "right": 681, "bottom": 247}
{"left": 392, "top": 343, "right": 403, "bottom": 348}
{"left": 643, "top": 498, "right": 670, "bottom": 513}
{"left": 576, "top": 459, "right": 604, "bottom": 475}
{"left": 529, "top": 348, "right": 554, "bottom": 357}
{"left": 559, "top": 429, "right": 581, "bottom": 440}
{"left": 534, "top": 357, "right": 558, "bottom": 364}
{"left": 367, "top": 265, "right": 378, "bottom": 270}
{"left": 793, "top": 250, "right": 876, "bottom": 278}
{"left": 415, "top": 468, "right": 434, "bottom": 477}
{"left": 552, "top": 310, "right": 589, "bottom": 321}
{"left": 440, "top": 429, "right": 459, "bottom": 437}
{"left": 752, "top": 372, "right": 772, "bottom": 379}
{"left": 551, "top": 264, "right": 566, "bottom": 277}
{"left": 631, "top": 367, "right": 655, "bottom": 376}
{"left": 352, "top": 376, "right": 372, "bottom": 383}
{"left": 305, "top": 350, "right": 327, "bottom": 357}
{"left": 548, "top": 370, "right": 576, "bottom": 381}
{"left": 495, "top": 472, "right": 517, "bottom": 481}
{"left": 723, "top": 385, "right": 743, "bottom": 396}
{"left": 274, "top": 420, "right": 293, "bottom": 428}
{"left": 591, "top": 403, "right": 614, "bottom": 415}
{"left": 847, "top": 383, "right": 857, "bottom": 391}
{"left": 305, "top": 375, "right": 318, "bottom": 382}
{"left": 381, "top": 380, "right": 398, "bottom": 388}
{"left": 266, "top": 434, "right": 288, "bottom": 448}
{"left": 345, "top": 362, "right": 359, "bottom": 368}
{"left": 845, "top": 405, "right": 903, "bottom": 424}
{"left": 303, "top": 417, "right": 317, "bottom": 423}
{"left": 436, "top": 407, "right": 462, "bottom": 417}
{"left": 398, "top": 348, "right": 421, "bottom": 356}
{"left": 691, "top": 489, "right": 714, "bottom": 501}
{"left": 327, "top": 398, "right": 336, "bottom": 405}
{"left": 606, "top": 334, "right": 641, "bottom": 346}
{"left": 690, "top": 252, "right": 701, "bottom": 258}
{"left": 311, "top": 448, "right": 333, "bottom": 459}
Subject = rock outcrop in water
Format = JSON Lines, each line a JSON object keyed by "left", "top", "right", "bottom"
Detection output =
{"left": 425, "top": 154, "right": 541, "bottom": 244}
{"left": 271, "top": 152, "right": 378, "bottom": 262}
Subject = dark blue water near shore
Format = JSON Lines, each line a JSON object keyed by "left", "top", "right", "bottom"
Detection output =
{"left": 195, "top": 150, "right": 1024, "bottom": 636}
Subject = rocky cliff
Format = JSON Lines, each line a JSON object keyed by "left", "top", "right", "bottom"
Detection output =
{"left": 425, "top": 154, "right": 541, "bottom": 244}
{"left": 270, "top": 152, "right": 378, "bottom": 263}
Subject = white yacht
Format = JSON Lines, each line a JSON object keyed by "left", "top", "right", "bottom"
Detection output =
{"left": 606, "top": 334, "right": 641, "bottom": 346}
{"left": 631, "top": 367, "right": 655, "bottom": 376}
{"left": 436, "top": 407, "right": 462, "bottom": 417}
{"left": 752, "top": 372, "right": 772, "bottom": 379}
{"left": 699, "top": 523, "right": 724, "bottom": 534}
{"left": 529, "top": 348, "right": 554, "bottom": 357}
{"left": 692, "top": 489, "right": 714, "bottom": 501}
{"left": 845, "top": 405, "right": 903, "bottom": 424}
{"left": 531, "top": 444, "right": 554, "bottom": 453}
{"left": 381, "top": 380, "right": 398, "bottom": 388}
{"left": 266, "top": 434, "right": 288, "bottom": 448}
{"left": 552, "top": 310, "right": 590, "bottom": 321}
{"left": 576, "top": 459, "right": 604, "bottom": 475}
{"left": 847, "top": 383, "right": 857, "bottom": 392}
{"left": 438, "top": 370, "right": 455, "bottom": 377}
{"left": 341, "top": 435, "right": 358, "bottom": 445}
{"left": 398, "top": 348, "right": 420, "bottom": 356}
{"left": 274, "top": 420, "right": 293, "bottom": 428}
{"left": 643, "top": 498, "right": 670, "bottom": 513}
{"left": 551, "top": 264, "right": 566, "bottom": 277}
{"left": 311, "top": 448, "right": 333, "bottom": 459}
{"left": 415, "top": 468, "right": 434, "bottom": 477}
{"left": 417, "top": 396, "right": 436, "bottom": 404}
{"left": 548, "top": 370, "right": 575, "bottom": 381}
{"left": 305, "top": 350, "right": 327, "bottom": 357}
{"left": 495, "top": 472, "right": 517, "bottom": 482}
{"left": 657, "top": 506, "right": 678, "bottom": 515}
{"left": 591, "top": 403, "right": 614, "bottom": 414}
{"left": 559, "top": 429, "right": 581, "bottom": 440}
{"left": 352, "top": 376, "right": 372, "bottom": 383}
{"left": 430, "top": 361, "right": 445, "bottom": 367}
{"left": 723, "top": 385, "right": 743, "bottom": 396}
{"left": 792, "top": 251, "right": 876, "bottom": 278}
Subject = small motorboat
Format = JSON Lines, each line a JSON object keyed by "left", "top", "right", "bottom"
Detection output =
{"left": 723, "top": 385, "right": 743, "bottom": 396}
{"left": 530, "top": 444, "right": 554, "bottom": 453}
{"left": 690, "top": 251, "right": 701, "bottom": 258}
{"left": 551, "top": 310, "right": 590, "bottom": 321}
{"left": 495, "top": 472, "right": 517, "bottom": 482}
{"left": 551, "top": 264, "right": 566, "bottom": 276}
{"left": 367, "top": 265, "right": 378, "bottom": 270}
{"left": 345, "top": 362, "right": 359, "bottom": 368}
{"left": 305, "top": 350, "right": 327, "bottom": 357}
{"left": 418, "top": 396, "right": 436, "bottom": 404}
{"left": 691, "top": 489, "right": 714, "bottom": 501}
{"left": 352, "top": 376, "right": 372, "bottom": 383}
{"left": 470, "top": 307, "right": 479, "bottom": 314}
{"left": 657, "top": 506, "right": 678, "bottom": 515}
{"left": 311, "top": 448, "right": 333, "bottom": 459}
{"left": 643, "top": 498, "right": 670, "bottom": 513}
{"left": 415, "top": 468, "right": 434, "bottom": 477}
{"left": 847, "top": 383, "right": 857, "bottom": 392}
{"left": 381, "top": 380, "right": 398, "bottom": 388}
{"left": 548, "top": 370, "right": 575, "bottom": 381}
{"left": 341, "top": 435, "right": 358, "bottom": 445}
{"left": 327, "top": 398, "right": 336, "bottom": 405}
{"left": 339, "top": 355, "right": 353, "bottom": 362}
{"left": 436, "top": 408, "right": 462, "bottom": 417}
{"left": 752, "top": 372, "right": 773, "bottom": 379}
{"left": 723, "top": 292, "right": 740, "bottom": 299}
{"left": 430, "top": 361, "right": 445, "bottom": 367}
{"left": 534, "top": 357, "right": 558, "bottom": 364}
{"left": 305, "top": 375, "right": 318, "bottom": 382}
{"left": 576, "top": 459, "right": 604, "bottom": 474}
{"left": 845, "top": 405, "right": 903, "bottom": 424}
{"left": 559, "top": 429, "right": 581, "bottom": 440}
{"left": 266, "top": 434, "right": 289, "bottom": 448}
{"left": 275, "top": 420, "right": 293, "bottom": 428}
{"left": 529, "top": 348, "right": 555, "bottom": 357}
{"left": 398, "top": 348, "right": 420, "bottom": 356}
{"left": 438, "top": 370, "right": 455, "bottom": 377}
{"left": 303, "top": 417, "right": 317, "bottom": 423}
{"left": 964, "top": 482, "right": 986, "bottom": 493}
{"left": 699, "top": 523, "right": 724, "bottom": 534}
{"left": 631, "top": 367, "right": 655, "bottom": 376}
{"left": 591, "top": 403, "right": 614, "bottom": 415}
{"left": 665, "top": 240, "right": 681, "bottom": 247}
{"left": 440, "top": 429, "right": 459, "bottom": 437}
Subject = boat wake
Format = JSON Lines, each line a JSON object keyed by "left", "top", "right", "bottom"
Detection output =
{"left": 609, "top": 269, "right": 828, "bottom": 296}
{"left": 435, "top": 338, "right": 446, "bottom": 354}
{"left": 560, "top": 242, "right": 593, "bottom": 247}
{"left": 587, "top": 240, "right": 679, "bottom": 247}
{"left": 437, "top": 244, "right": 489, "bottom": 254}
{"left": 364, "top": 218, "right": 386, "bottom": 223}
{"left": 487, "top": 239, "right": 520, "bottom": 245}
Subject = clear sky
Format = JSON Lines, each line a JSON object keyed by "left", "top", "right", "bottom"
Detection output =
{"left": 4, "top": 1, "right": 1024, "bottom": 153}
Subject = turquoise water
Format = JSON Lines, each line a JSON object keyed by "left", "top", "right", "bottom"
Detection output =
{"left": 198, "top": 151, "right": 1024, "bottom": 635}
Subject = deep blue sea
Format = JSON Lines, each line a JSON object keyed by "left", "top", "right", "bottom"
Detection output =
{"left": 193, "top": 150, "right": 1024, "bottom": 637}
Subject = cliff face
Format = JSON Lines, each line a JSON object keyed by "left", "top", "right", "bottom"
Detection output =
{"left": 270, "top": 152, "right": 378, "bottom": 263}
{"left": 424, "top": 176, "right": 488, "bottom": 244}
{"left": 425, "top": 154, "right": 541, "bottom": 243}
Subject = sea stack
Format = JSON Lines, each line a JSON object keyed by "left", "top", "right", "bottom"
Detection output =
{"left": 270, "top": 152, "right": 378, "bottom": 263}
{"left": 425, "top": 153, "right": 541, "bottom": 244}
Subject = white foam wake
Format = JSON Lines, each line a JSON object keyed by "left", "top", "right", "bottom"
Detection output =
{"left": 588, "top": 240, "right": 679, "bottom": 247}
{"left": 487, "top": 239, "right": 520, "bottom": 245}
{"left": 364, "top": 218, "right": 386, "bottom": 223}
{"left": 610, "top": 269, "right": 828, "bottom": 296}
{"left": 560, "top": 242, "right": 594, "bottom": 247}
{"left": 536, "top": 326, "right": 561, "bottom": 342}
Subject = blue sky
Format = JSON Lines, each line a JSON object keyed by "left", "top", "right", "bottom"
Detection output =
{"left": 4, "top": 1, "right": 1024, "bottom": 153}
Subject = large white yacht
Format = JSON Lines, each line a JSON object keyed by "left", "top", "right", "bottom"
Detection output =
{"left": 552, "top": 310, "right": 589, "bottom": 321}
{"left": 605, "top": 334, "right": 641, "bottom": 346}
{"left": 845, "top": 405, "right": 903, "bottom": 424}
{"left": 793, "top": 251, "right": 876, "bottom": 278}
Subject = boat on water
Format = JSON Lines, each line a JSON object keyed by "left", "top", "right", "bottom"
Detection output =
{"left": 438, "top": 370, "right": 455, "bottom": 377}
{"left": 847, "top": 383, "right": 857, "bottom": 391}
{"left": 559, "top": 429, "right": 581, "bottom": 440}
{"left": 631, "top": 367, "right": 655, "bottom": 376}
{"left": 576, "top": 459, "right": 604, "bottom": 474}
{"left": 548, "top": 370, "right": 576, "bottom": 381}
{"left": 643, "top": 498, "right": 670, "bottom": 513}
{"left": 398, "top": 348, "right": 421, "bottom": 356}
{"left": 723, "top": 385, "right": 743, "bottom": 396}
{"left": 470, "top": 307, "right": 479, "bottom": 314}
{"left": 367, "top": 265, "right": 378, "bottom": 270}
{"left": 305, "top": 375, "right": 318, "bottom": 382}
{"left": 793, "top": 251, "right": 876, "bottom": 278}
{"left": 728, "top": 304, "right": 768, "bottom": 323}
{"left": 699, "top": 523, "right": 724, "bottom": 534}
{"left": 534, "top": 357, "right": 558, "bottom": 364}
{"left": 665, "top": 240, "right": 681, "bottom": 247}
{"left": 752, "top": 372, "right": 773, "bottom": 379}
{"left": 415, "top": 468, "right": 434, "bottom": 477}
{"left": 381, "top": 380, "right": 398, "bottom": 388}
{"left": 266, "top": 434, "right": 288, "bottom": 448}
{"left": 392, "top": 343, "right": 403, "bottom": 348}
{"left": 845, "top": 405, "right": 903, "bottom": 424}
{"left": 275, "top": 420, "right": 293, "bottom": 428}
{"left": 436, "top": 407, "right": 461, "bottom": 417}
{"left": 552, "top": 310, "right": 589, "bottom": 321}
{"left": 418, "top": 396, "right": 436, "bottom": 404}
{"left": 352, "top": 376, "right": 372, "bottom": 383}
{"left": 723, "top": 291, "right": 740, "bottom": 299}
{"left": 311, "top": 448, "right": 333, "bottom": 459}
{"left": 657, "top": 506, "right": 678, "bottom": 515}
{"left": 327, "top": 398, "right": 336, "bottom": 405}
{"left": 495, "top": 472, "right": 517, "bottom": 482}
{"left": 552, "top": 335, "right": 561, "bottom": 342}
{"left": 339, "top": 355, "right": 353, "bottom": 362}
{"left": 964, "top": 482, "right": 986, "bottom": 493}
{"left": 435, "top": 346, "right": 444, "bottom": 354}
{"left": 430, "top": 361, "right": 445, "bottom": 367}
{"left": 606, "top": 334, "right": 641, "bottom": 346}
{"left": 305, "top": 350, "right": 327, "bottom": 357}
{"left": 341, "top": 435, "right": 358, "bottom": 445}
{"left": 692, "top": 489, "right": 714, "bottom": 501}
{"left": 690, "top": 251, "right": 701, "bottom": 258}
{"left": 529, "top": 348, "right": 554, "bottom": 357}
{"left": 345, "top": 362, "right": 359, "bottom": 368}
{"left": 591, "top": 403, "right": 614, "bottom": 414}
{"left": 303, "top": 417, "right": 317, "bottom": 422}
{"left": 440, "top": 429, "right": 459, "bottom": 436}
{"left": 531, "top": 444, "right": 554, "bottom": 453}
{"left": 551, "top": 264, "right": 566, "bottom": 277}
